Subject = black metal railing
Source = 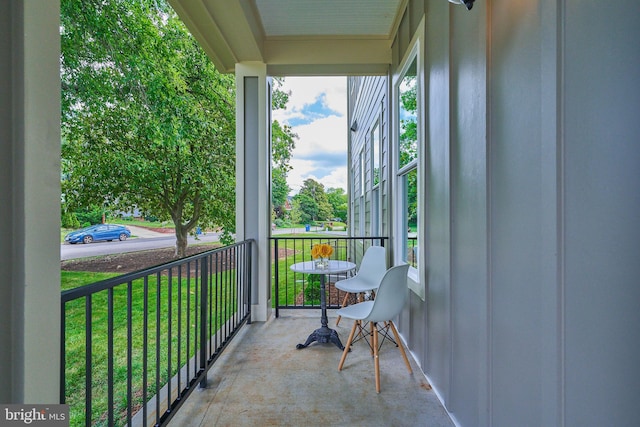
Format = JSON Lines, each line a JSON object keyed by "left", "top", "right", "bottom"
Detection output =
{"left": 271, "top": 236, "right": 388, "bottom": 317}
{"left": 60, "top": 240, "right": 253, "bottom": 427}
{"left": 407, "top": 236, "right": 418, "bottom": 268}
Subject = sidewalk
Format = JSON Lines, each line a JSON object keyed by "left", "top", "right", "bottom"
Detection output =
{"left": 126, "top": 225, "right": 173, "bottom": 238}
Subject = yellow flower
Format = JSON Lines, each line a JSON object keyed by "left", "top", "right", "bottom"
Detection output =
{"left": 311, "top": 243, "right": 333, "bottom": 259}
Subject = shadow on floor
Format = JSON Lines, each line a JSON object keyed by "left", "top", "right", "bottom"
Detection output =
{"left": 169, "top": 309, "right": 454, "bottom": 427}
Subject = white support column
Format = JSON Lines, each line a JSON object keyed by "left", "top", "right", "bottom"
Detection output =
{"left": 0, "top": 0, "right": 61, "bottom": 403}
{"left": 235, "top": 62, "right": 272, "bottom": 322}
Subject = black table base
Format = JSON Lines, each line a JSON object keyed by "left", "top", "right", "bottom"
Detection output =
{"left": 296, "top": 270, "right": 345, "bottom": 350}
{"left": 296, "top": 326, "right": 344, "bottom": 350}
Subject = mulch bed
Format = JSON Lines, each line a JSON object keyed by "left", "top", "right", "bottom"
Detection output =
{"left": 61, "top": 245, "right": 219, "bottom": 274}
{"left": 294, "top": 281, "right": 356, "bottom": 307}
{"left": 62, "top": 243, "right": 297, "bottom": 275}
{"left": 61, "top": 243, "right": 351, "bottom": 307}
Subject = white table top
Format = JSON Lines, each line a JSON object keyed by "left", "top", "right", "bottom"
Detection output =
{"left": 290, "top": 260, "right": 356, "bottom": 275}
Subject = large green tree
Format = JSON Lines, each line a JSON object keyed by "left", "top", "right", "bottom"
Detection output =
{"left": 270, "top": 78, "right": 297, "bottom": 219}
{"left": 61, "top": 0, "right": 236, "bottom": 257}
{"left": 293, "top": 178, "right": 333, "bottom": 224}
{"left": 271, "top": 167, "right": 290, "bottom": 219}
{"left": 325, "top": 187, "right": 348, "bottom": 223}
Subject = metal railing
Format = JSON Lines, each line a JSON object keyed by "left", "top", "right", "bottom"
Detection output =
{"left": 271, "top": 236, "right": 388, "bottom": 317}
{"left": 60, "top": 240, "right": 253, "bottom": 427}
{"left": 407, "top": 236, "right": 418, "bottom": 268}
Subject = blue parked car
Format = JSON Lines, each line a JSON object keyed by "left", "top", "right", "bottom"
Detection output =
{"left": 64, "top": 224, "right": 131, "bottom": 244}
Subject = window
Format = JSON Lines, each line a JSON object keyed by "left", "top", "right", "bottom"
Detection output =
{"left": 371, "top": 120, "right": 381, "bottom": 235}
{"left": 372, "top": 121, "right": 380, "bottom": 188}
{"left": 393, "top": 17, "right": 425, "bottom": 300}
{"left": 360, "top": 149, "right": 366, "bottom": 196}
{"left": 403, "top": 168, "right": 418, "bottom": 267}
{"left": 359, "top": 149, "right": 366, "bottom": 235}
{"left": 397, "top": 56, "right": 418, "bottom": 268}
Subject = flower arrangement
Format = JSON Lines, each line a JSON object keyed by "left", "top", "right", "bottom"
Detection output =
{"left": 311, "top": 243, "right": 333, "bottom": 259}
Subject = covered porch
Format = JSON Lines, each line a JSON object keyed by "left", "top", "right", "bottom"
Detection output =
{"left": 168, "top": 310, "right": 453, "bottom": 427}
{"left": 2, "top": 1, "right": 639, "bottom": 427}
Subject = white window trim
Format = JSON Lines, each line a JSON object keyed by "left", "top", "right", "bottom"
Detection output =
{"left": 371, "top": 119, "right": 381, "bottom": 190}
{"left": 392, "top": 17, "right": 425, "bottom": 300}
{"left": 371, "top": 117, "right": 381, "bottom": 236}
{"left": 359, "top": 148, "right": 366, "bottom": 236}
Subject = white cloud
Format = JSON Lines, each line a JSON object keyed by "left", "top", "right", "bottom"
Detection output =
{"left": 287, "top": 156, "right": 348, "bottom": 194}
{"left": 272, "top": 76, "right": 348, "bottom": 194}
{"left": 320, "top": 167, "right": 349, "bottom": 191}
{"left": 287, "top": 158, "right": 317, "bottom": 193}
{"left": 273, "top": 76, "right": 347, "bottom": 123}
{"left": 292, "top": 115, "right": 346, "bottom": 156}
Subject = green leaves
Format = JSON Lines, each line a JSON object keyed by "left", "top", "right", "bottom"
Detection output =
{"left": 61, "top": 0, "right": 236, "bottom": 256}
{"left": 293, "top": 179, "right": 334, "bottom": 224}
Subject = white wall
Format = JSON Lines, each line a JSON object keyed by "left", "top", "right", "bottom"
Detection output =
{"left": 385, "top": 0, "right": 640, "bottom": 426}
{"left": 0, "top": 0, "right": 14, "bottom": 403}
{"left": 488, "top": 0, "right": 557, "bottom": 424}
{"left": 563, "top": 1, "right": 640, "bottom": 424}
{"left": 0, "top": 0, "right": 61, "bottom": 403}
{"left": 235, "top": 63, "right": 272, "bottom": 322}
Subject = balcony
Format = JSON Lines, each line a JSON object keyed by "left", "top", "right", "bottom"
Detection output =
{"left": 168, "top": 309, "right": 453, "bottom": 426}
{"left": 60, "top": 237, "right": 453, "bottom": 426}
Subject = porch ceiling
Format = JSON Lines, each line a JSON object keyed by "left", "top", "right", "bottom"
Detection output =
{"left": 168, "top": 0, "right": 405, "bottom": 75}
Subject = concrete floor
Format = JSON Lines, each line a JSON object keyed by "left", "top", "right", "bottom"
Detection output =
{"left": 168, "top": 310, "right": 454, "bottom": 427}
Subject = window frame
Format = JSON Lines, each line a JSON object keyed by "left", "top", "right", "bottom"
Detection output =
{"left": 370, "top": 117, "right": 381, "bottom": 236}
{"left": 359, "top": 147, "right": 366, "bottom": 236}
{"left": 392, "top": 17, "right": 425, "bottom": 300}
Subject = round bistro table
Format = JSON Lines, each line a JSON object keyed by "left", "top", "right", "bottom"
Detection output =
{"left": 290, "top": 260, "right": 356, "bottom": 350}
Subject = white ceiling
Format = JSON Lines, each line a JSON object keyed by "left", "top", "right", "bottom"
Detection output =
{"left": 169, "top": 0, "right": 407, "bottom": 75}
{"left": 254, "top": 0, "right": 403, "bottom": 37}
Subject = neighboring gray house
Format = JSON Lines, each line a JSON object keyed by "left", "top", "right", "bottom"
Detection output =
{"left": 2, "top": 1, "right": 638, "bottom": 426}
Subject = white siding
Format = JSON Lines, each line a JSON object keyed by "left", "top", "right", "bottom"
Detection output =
{"left": 348, "top": 76, "right": 389, "bottom": 238}
{"left": 350, "top": 0, "right": 640, "bottom": 426}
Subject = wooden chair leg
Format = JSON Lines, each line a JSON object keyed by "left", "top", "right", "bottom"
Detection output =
{"left": 389, "top": 321, "right": 412, "bottom": 374}
{"left": 335, "top": 292, "right": 351, "bottom": 326}
{"left": 373, "top": 322, "right": 380, "bottom": 393}
{"left": 338, "top": 320, "right": 359, "bottom": 371}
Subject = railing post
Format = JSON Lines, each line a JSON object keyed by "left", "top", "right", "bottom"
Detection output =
{"left": 199, "top": 256, "right": 209, "bottom": 388}
{"left": 247, "top": 240, "right": 252, "bottom": 324}
{"left": 60, "top": 301, "right": 66, "bottom": 405}
{"left": 274, "top": 238, "right": 279, "bottom": 318}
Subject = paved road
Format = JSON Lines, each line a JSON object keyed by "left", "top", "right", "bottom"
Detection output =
{"left": 61, "top": 226, "right": 346, "bottom": 261}
{"left": 61, "top": 226, "right": 220, "bottom": 260}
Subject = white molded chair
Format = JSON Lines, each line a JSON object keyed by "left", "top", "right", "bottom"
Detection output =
{"left": 334, "top": 245, "right": 387, "bottom": 326}
{"left": 337, "top": 263, "right": 412, "bottom": 393}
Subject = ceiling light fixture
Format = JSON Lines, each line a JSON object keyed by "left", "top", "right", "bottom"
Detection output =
{"left": 448, "top": 0, "right": 475, "bottom": 10}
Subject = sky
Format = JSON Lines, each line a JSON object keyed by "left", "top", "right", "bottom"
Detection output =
{"left": 271, "top": 76, "right": 348, "bottom": 195}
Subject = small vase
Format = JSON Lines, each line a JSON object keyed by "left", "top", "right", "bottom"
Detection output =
{"left": 314, "top": 258, "right": 329, "bottom": 269}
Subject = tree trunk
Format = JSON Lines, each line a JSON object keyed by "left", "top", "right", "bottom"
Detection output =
{"left": 171, "top": 195, "right": 202, "bottom": 258}
{"left": 175, "top": 224, "right": 188, "bottom": 258}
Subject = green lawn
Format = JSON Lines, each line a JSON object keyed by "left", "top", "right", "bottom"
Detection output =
{"left": 61, "top": 235, "right": 360, "bottom": 425}
{"left": 270, "top": 235, "right": 351, "bottom": 307}
{"left": 110, "top": 218, "right": 175, "bottom": 229}
{"left": 62, "top": 271, "right": 120, "bottom": 290}
{"left": 62, "top": 269, "right": 239, "bottom": 427}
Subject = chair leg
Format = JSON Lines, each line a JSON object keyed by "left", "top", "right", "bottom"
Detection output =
{"left": 389, "top": 321, "right": 412, "bottom": 374}
{"left": 369, "top": 321, "right": 375, "bottom": 356}
{"left": 335, "top": 292, "right": 351, "bottom": 326}
{"left": 373, "top": 322, "right": 380, "bottom": 393}
{"left": 338, "top": 320, "right": 359, "bottom": 371}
